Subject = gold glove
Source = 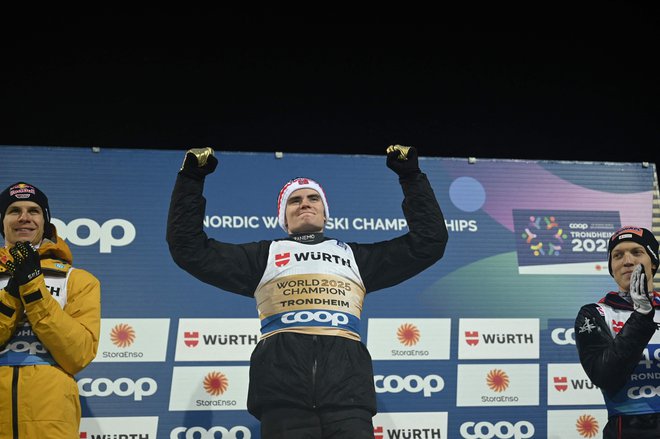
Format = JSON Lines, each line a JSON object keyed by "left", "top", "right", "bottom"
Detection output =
{"left": 180, "top": 147, "right": 215, "bottom": 171}
{"left": 386, "top": 145, "right": 411, "bottom": 161}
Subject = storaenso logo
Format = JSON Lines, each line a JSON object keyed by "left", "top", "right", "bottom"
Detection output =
{"left": 551, "top": 327, "right": 575, "bottom": 345}
{"left": 51, "top": 218, "right": 136, "bottom": 253}
{"left": 78, "top": 377, "right": 157, "bottom": 401}
{"left": 0, "top": 340, "right": 45, "bottom": 355}
{"left": 374, "top": 374, "right": 444, "bottom": 397}
{"left": 460, "top": 421, "right": 534, "bottom": 439}
{"left": 170, "top": 426, "right": 251, "bottom": 439}
{"left": 282, "top": 311, "right": 349, "bottom": 327}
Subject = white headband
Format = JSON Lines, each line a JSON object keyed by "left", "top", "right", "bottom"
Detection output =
{"left": 277, "top": 177, "right": 329, "bottom": 233}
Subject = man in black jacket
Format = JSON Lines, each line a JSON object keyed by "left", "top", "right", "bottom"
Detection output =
{"left": 167, "top": 146, "right": 448, "bottom": 438}
{"left": 575, "top": 226, "right": 660, "bottom": 438}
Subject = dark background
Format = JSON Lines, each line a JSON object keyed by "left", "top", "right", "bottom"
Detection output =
{"left": 2, "top": 8, "right": 658, "bottom": 171}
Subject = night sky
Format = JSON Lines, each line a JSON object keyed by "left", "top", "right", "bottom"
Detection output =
{"left": 2, "top": 9, "right": 658, "bottom": 171}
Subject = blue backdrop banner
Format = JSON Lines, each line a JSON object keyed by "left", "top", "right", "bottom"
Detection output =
{"left": 1, "top": 145, "right": 656, "bottom": 439}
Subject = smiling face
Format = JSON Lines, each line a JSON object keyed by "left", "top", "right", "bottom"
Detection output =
{"left": 610, "top": 241, "right": 656, "bottom": 292}
{"left": 284, "top": 188, "right": 326, "bottom": 234}
{"left": 3, "top": 201, "right": 45, "bottom": 247}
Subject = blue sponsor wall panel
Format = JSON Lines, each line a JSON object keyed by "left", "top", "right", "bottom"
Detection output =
{"left": 1, "top": 145, "right": 656, "bottom": 438}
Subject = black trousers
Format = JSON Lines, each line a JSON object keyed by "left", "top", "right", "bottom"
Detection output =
{"left": 604, "top": 413, "right": 660, "bottom": 439}
{"left": 260, "top": 407, "right": 374, "bottom": 439}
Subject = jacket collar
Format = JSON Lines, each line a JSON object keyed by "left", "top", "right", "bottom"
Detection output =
{"left": 599, "top": 291, "right": 660, "bottom": 310}
{"left": 287, "top": 232, "right": 325, "bottom": 244}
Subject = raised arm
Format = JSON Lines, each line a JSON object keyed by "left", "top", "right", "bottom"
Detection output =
{"left": 351, "top": 146, "right": 448, "bottom": 292}
{"left": 166, "top": 148, "right": 268, "bottom": 297}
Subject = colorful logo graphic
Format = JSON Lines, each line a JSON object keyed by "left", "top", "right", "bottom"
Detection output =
{"left": 464, "top": 331, "right": 479, "bottom": 346}
{"left": 396, "top": 323, "right": 420, "bottom": 346}
{"left": 184, "top": 331, "right": 199, "bottom": 347}
{"left": 612, "top": 320, "right": 624, "bottom": 334}
{"left": 486, "top": 369, "right": 509, "bottom": 392}
{"left": 522, "top": 215, "right": 567, "bottom": 257}
{"left": 110, "top": 323, "right": 136, "bottom": 348}
{"left": 575, "top": 414, "right": 599, "bottom": 438}
{"left": 554, "top": 376, "right": 568, "bottom": 392}
{"left": 275, "top": 253, "right": 290, "bottom": 267}
{"left": 374, "top": 426, "right": 383, "bottom": 439}
{"left": 203, "top": 371, "right": 229, "bottom": 396}
{"left": 514, "top": 209, "right": 620, "bottom": 274}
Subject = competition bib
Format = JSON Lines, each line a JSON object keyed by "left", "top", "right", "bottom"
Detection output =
{"left": 255, "top": 240, "right": 366, "bottom": 340}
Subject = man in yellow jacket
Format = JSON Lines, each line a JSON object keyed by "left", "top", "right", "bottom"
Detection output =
{"left": 0, "top": 182, "right": 101, "bottom": 438}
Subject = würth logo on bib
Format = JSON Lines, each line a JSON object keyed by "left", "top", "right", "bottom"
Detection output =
{"left": 612, "top": 320, "right": 624, "bottom": 333}
{"left": 275, "top": 253, "right": 290, "bottom": 267}
{"left": 294, "top": 252, "right": 352, "bottom": 267}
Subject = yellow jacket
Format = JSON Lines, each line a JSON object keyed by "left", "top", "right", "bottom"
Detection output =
{"left": 0, "top": 230, "right": 100, "bottom": 438}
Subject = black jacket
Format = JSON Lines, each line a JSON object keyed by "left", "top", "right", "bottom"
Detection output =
{"left": 575, "top": 292, "right": 660, "bottom": 438}
{"left": 167, "top": 171, "right": 448, "bottom": 418}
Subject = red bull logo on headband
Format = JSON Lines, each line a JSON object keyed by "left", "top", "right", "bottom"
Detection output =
{"left": 8, "top": 183, "right": 37, "bottom": 199}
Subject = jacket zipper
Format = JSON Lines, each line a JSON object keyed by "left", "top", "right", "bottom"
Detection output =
{"left": 312, "top": 335, "right": 318, "bottom": 409}
{"left": 12, "top": 366, "right": 19, "bottom": 439}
